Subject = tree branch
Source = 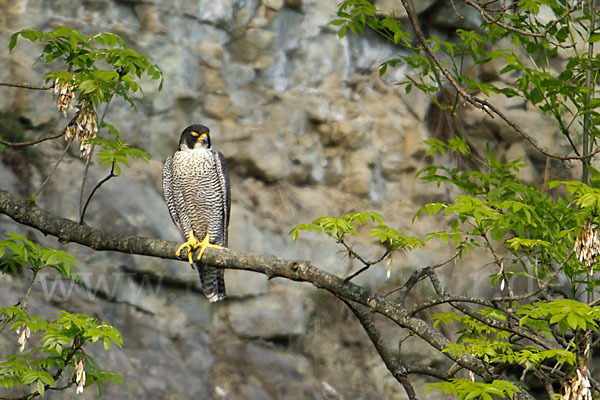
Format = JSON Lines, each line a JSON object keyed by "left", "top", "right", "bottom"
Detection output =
{"left": 0, "top": 270, "right": 38, "bottom": 335}
{"left": 0, "top": 188, "right": 492, "bottom": 380}
{"left": 425, "top": 268, "right": 556, "bottom": 351}
{"left": 462, "top": 0, "right": 582, "bottom": 47}
{"left": 0, "top": 82, "right": 53, "bottom": 90}
{"left": 78, "top": 73, "right": 123, "bottom": 217}
{"left": 342, "top": 239, "right": 389, "bottom": 282}
{"left": 342, "top": 299, "right": 418, "bottom": 400}
{"left": 0, "top": 132, "right": 65, "bottom": 147}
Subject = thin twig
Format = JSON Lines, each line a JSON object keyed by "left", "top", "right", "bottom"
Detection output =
{"left": 0, "top": 82, "right": 53, "bottom": 90}
{"left": 582, "top": 0, "right": 597, "bottom": 183}
{"left": 0, "top": 268, "right": 38, "bottom": 352}
{"left": 481, "top": 234, "right": 515, "bottom": 297}
{"left": 342, "top": 240, "right": 390, "bottom": 282}
{"left": 79, "top": 162, "right": 116, "bottom": 224}
{"left": 17, "top": 269, "right": 38, "bottom": 309}
{"left": 34, "top": 136, "right": 74, "bottom": 198}
{"left": 583, "top": 6, "right": 598, "bottom": 369}
{"left": 385, "top": 252, "right": 459, "bottom": 302}
{"left": 0, "top": 268, "right": 39, "bottom": 335}
{"left": 0, "top": 131, "right": 65, "bottom": 147}
{"left": 463, "top": 0, "right": 582, "bottom": 48}
{"left": 78, "top": 74, "right": 122, "bottom": 217}
{"left": 404, "top": 366, "right": 452, "bottom": 381}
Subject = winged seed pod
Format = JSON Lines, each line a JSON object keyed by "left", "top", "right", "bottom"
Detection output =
{"left": 16, "top": 324, "right": 30, "bottom": 352}
{"left": 63, "top": 101, "right": 98, "bottom": 161}
{"left": 561, "top": 366, "right": 591, "bottom": 400}
{"left": 573, "top": 220, "right": 600, "bottom": 268}
{"left": 75, "top": 358, "right": 86, "bottom": 394}
{"left": 52, "top": 79, "right": 75, "bottom": 117}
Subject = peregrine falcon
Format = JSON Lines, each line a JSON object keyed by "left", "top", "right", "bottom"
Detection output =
{"left": 163, "top": 124, "right": 231, "bottom": 302}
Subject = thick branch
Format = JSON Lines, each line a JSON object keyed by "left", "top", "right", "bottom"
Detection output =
{"left": 342, "top": 299, "right": 418, "bottom": 399}
{"left": 0, "top": 188, "right": 491, "bottom": 380}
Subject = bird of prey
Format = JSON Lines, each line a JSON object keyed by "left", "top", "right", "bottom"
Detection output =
{"left": 162, "top": 124, "right": 231, "bottom": 302}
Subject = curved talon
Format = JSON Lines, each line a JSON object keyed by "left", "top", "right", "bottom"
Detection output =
{"left": 195, "top": 232, "right": 223, "bottom": 261}
{"left": 175, "top": 230, "right": 223, "bottom": 263}
{"left": 176, "top": 230, "right": 202, "bottom": 264}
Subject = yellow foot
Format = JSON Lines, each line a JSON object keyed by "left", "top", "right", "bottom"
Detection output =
{"left": 175, "top": 230, "right": 223, "bottom": 264}
{"left": 195, "top": 232, "right": 223, "bottom": 261}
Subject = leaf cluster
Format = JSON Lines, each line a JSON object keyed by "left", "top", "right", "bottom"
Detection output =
{"left": 332, "top": 0, "right": 600, "bottom": 148}
{"left": 88, "top": 122, "right": 150, "bottom": 176}
{"left": 427, "top": 378, "right": 520, "bottom": 400}
{"left": 289, "top": 211, "right": 423, "bottom": 252}
{"left": 0, "top": 233, "right": 77, "bottom": 279}
{"left": 0, "top": 233, "right": 125, "bottom": 397}
{"left": 9, "top": 27, "right": 163, "bottom": 109}
{"left": 0, "top": 309, "right": 124, "bottom": 397}
{"left": 416, "top": 139, "right": 599, "bottom": 396}
{"left": 415, "top": 140, "right": 588, "bottom": 278}
{"left": 8, "top": 27, "right": 161, "bottom": 174}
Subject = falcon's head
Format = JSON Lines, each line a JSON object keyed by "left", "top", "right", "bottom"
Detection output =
{"left": 179, "top": 124, "right": 211, "bottom": 150}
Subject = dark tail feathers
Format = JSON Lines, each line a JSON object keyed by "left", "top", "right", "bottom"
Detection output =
{"left": 196, "top": 263, "right": 225, "bottom": 302}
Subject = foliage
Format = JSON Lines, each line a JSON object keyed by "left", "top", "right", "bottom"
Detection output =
{"left": 89, "top": 122, "right": 150, "bottom": 176}
{"left": 290, "top": 211, "right": 423, "bottom": 252}
{"left": 427, "top": 379, "right": 520, "bottom": 400}
{"left": 9, "top": 26, "right": 163, "bottom": 107}
{"left": 0, "top": 25, "right": 164, "bottom": 398}
{"left": 0, "top": 233, "right": 125, "bottom": 397}
{"left": 7, "top": 26, "right": 162, "bottom": 179}
{"left": 1, "top": 2, "right": 600, "bottom": 400}
{"left": 319, "top": 0, "right": 600, "bottom": 399}
{"left": 333, "top": 0, "right": 600, "bottom": 147}
{"left": 414, "top": 140, "right": 600, "bottom": 397}
{"left": 0, "top": 233, "right": 77, "bottom": 279}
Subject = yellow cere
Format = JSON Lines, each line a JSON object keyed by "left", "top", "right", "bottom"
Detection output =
{"left": 198, "top": 133, "right": 207, "bottom": 141}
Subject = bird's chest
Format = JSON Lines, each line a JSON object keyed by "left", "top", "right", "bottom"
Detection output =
{"left": 172, "top": 150, "right": 216, "bottom": 179}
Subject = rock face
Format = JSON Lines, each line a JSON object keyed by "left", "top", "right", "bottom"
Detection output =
{"left": 0, "top": 1, "right": 584, "bottom": 399}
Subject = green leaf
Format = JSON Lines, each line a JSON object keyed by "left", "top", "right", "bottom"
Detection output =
{"left": 330, "top": 19, "right": 346, "bottom": 26}
{"left": 8, "top": 33, "right": 19, "bottom": 51}
{"left": 589, "top": 32, "right": 600, "bottom": 43}
{"left": 37, "top": 380, "right": 44, "bottom": 397}
{"left": 37, "top": 371, "right": 55, "bottom": 386}
{"left": 20, "top": 29, "right": 41, "bottom": 42}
